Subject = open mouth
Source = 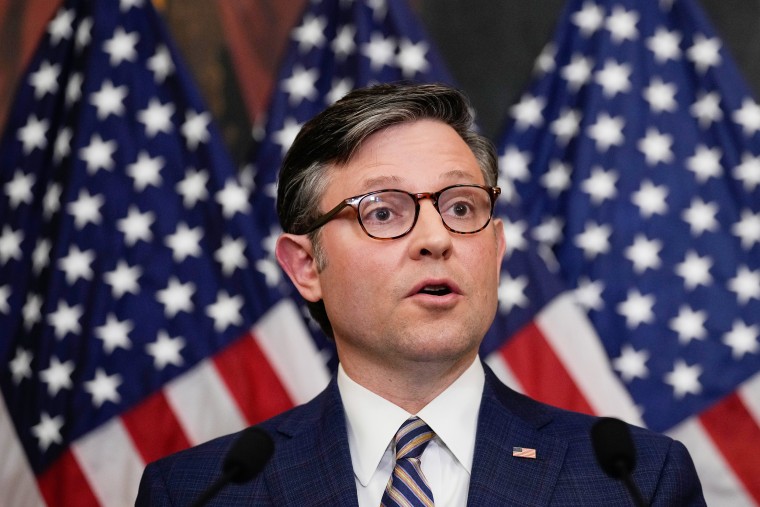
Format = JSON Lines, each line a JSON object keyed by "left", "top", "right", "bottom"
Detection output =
{"left": 417, "top": 284, "right": 453, "bottom": 296}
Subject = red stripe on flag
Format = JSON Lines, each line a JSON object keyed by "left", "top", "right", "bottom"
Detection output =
{"left": 699, "top": 392, "right": 760, "bottom": 503}
{"left": 213, "top": 332, "right": 295, "bottom": 425}
{"left": 122, "top": 390, "right": 192, "bottom": 464}
{"left": 37, "top": 449, "right": 100, "bottom": 507}
{"left": 499, "top": 321, "right": 595, "bottom": 415}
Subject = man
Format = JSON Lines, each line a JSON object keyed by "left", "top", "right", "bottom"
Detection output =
{"left": 136, "top": 83, "right": 705, "bottom": 506}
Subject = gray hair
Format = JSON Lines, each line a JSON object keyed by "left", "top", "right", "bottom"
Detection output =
{"left": 276, "top": 82, "right": 497, "bottom": 338}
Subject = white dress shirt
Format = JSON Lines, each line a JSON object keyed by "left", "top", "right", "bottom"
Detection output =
{"left": 337, "top": 359, "right": 485, "bottom": 507}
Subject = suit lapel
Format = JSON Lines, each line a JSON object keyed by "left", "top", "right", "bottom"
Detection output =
{"left": 257, "top": 365, "right": 570, "bottom": 505}
{"left": 467, "top": 366, "right": 568, "bottom": 506}
{"left": 263, "top": 378, "right": 359, "bottom": 506}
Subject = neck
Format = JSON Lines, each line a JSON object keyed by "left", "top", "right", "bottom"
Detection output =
{"left": 339, "top": 353, "right": 477, "bottom": 413}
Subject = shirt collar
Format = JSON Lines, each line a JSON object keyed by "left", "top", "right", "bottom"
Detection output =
{"left": 337, "top": 359, "right": 485, "bottom": 486}
{"left": 418, "top": 359, "right": 484, "bottom": 474}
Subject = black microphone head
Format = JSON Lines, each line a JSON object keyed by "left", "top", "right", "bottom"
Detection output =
{"left": 591, "top": 417, "right": 637, "bottom": 479}
{"left": 222, "top": 426, "right": 274, "bottom": 484}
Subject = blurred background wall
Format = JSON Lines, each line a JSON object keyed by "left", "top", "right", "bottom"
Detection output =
{"left": 2, "top": 0, "right": 760, "bottom": 165}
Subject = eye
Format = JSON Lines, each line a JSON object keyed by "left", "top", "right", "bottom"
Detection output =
{"left": 441, "top": 197, "right": 476, "bottom": 220}
{"left": 450, "top": 201, "right": 474, "bottom": 217}
{"left": 359, "top": 193, "right": 409, "bottom": 225}
{"left": 365, "top": 206, "right": 394, "bottom": 222}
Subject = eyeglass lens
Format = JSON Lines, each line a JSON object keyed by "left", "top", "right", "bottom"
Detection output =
{"left": 357, "top": 186, "right": 493, "bottom": 238}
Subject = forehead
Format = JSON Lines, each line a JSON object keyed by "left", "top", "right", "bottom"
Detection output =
{"left": 324, "top": 119, "right": 484, "bottom": 197}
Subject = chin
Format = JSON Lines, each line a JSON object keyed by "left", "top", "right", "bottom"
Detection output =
{"left": 400, "top": 331, "right": 481, "bottom": 363}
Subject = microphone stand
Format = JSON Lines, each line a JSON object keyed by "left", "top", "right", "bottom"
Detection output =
{"left": 612, "top": 460, "right": 646, "bottom": 507}
{"left": 189, "top": 469, "right": 236, "bottom": 507}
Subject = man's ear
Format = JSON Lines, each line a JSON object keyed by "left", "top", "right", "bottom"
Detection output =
{"left": 275, "top": 233, "right": 323, "bottom": 302}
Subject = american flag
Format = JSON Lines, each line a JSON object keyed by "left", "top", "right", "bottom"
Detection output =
{"left": 489, "top": 0, "right": 760, "bottom": 504}
{"left": 247, "top": 0, "right": 454, "bottom": 234}
{"left": 244, "top": 0, "right": 455, "bottom": 375}
{"left": 0, "top": 0, "right": 451, "bottom": 505}
{"left": 244, "top": 0, "right": 456, "bottom": 391}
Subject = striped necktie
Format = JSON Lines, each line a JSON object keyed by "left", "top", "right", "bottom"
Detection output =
{"left": 380, "top": 417, "right": 435, "bottom": 507}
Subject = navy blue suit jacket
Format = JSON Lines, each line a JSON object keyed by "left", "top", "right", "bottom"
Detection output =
{"left": 136, "top": 365, "right": 705, "bottom": 505}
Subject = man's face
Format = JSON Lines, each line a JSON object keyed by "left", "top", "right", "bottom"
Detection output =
{"left": 307, "top": 119, "right": 505, "bottom": 374}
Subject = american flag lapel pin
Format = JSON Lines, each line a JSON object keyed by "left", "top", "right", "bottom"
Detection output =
{"left": 512, "top": 447, "right": 537, "bottom": 459}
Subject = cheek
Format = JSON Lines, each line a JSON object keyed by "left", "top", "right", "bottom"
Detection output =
{"left": 467, "top": 240, "right": 501, "bottom": 275}
{"left": 320, "top": 262, "right": 392, "bottom": 342}
{"left": 467, "top": 243, "right": 503, "bottom": 307}
{"left": 321, "top": 247, "right": 384, "bottom": 310}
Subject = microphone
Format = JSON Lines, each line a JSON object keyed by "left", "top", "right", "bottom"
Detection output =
{"left": 190, "top": 426, "right": 274, "bottom": 507}
{"left": 591, "top": 417, "right": 646, "bottom": 507}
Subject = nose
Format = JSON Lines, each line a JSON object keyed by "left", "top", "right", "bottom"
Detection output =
{"left": 408, "top": 200, "right": 452, "bottom": 259}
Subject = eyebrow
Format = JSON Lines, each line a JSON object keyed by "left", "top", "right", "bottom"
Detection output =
{"left": 358, "top": 170, "right": 478, "bottom": 192}
{"left": 439, "top": 169, "right": 477, "bottom": 181}
{"left": 358, "top": 175, "right": 403, "bottom": 192}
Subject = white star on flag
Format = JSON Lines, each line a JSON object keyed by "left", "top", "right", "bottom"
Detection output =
{"left": 496, "top": 0, "right": 760, "bottom": 505}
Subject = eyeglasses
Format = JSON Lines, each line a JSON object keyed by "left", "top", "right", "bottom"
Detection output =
{"left": 300, "top": 184, "right": 501, "bottom": 240}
